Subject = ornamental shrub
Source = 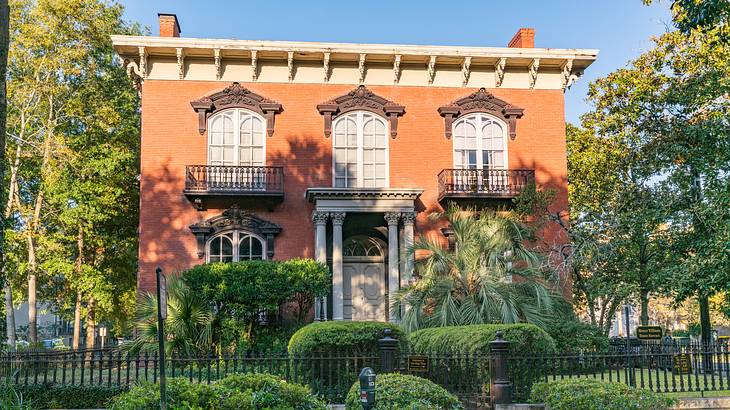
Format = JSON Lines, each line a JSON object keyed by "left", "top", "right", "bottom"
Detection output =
{"left": 530, "top": 378, "right": 675, "bottom": 410}
{"left": 408, "top": 323, "right": 556, "bottom": 356}
{"left": 288, "top": 321, "right": 406, "bottom": 355}
{"left": 110, "top": 373, "right": 326, "bottom": 410}
{"left": 10, "top": 384, "right": 124, "bottom": 409}
{"left": 345, "top": 373, "right": 462, "bottom": 410}
{"left": 545, "top": 320, "right": 610, "bottom": 353}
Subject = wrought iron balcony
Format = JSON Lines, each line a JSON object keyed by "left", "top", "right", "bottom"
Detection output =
{"left": 437, "top": 168, "right": 535, "bottom": 201}
{"left": 184, "top": 165, "right": 284, "bottom": 208}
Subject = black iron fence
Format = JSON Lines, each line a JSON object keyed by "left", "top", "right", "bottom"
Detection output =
{"left": 2, "top": 333, "right": 730, "bottom": 407}
{"left": 184, "top": 165, "right": 284, "bottom": 194}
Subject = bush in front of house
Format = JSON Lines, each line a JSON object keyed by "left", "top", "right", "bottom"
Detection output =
{"left": 288, "top": 321, "right": 406, "bottom": 355}
{"left": 345, "top": 373, "right": 463, "bottom": 410}
{"left": 545, "top": 320, "right": 610, "bottom": 352}
{"left": 530, "top": 378, "right": 675, "bottom": 410}
{"left": 110, "top": 373, "right": 326, "bottom": 410}
{"left": 8, "top": 384, "right": 124, "bottom": 409}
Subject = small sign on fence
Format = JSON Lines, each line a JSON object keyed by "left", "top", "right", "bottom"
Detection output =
{"left": 636, "top": 326, "right": 663, "bottom": 340}
{"left": 407, "top": 355, "right": 429, "bottom": 373}
{"left": 673, "top": 353, "right": 693, "bottom": 374}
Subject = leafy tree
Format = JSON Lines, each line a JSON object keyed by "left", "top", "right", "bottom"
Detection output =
{"left": 0, "top": 0, "right": 9, "bottom": 343}
{"left": 644, "top": 0, "right": 730, "bottom": 33}
{"left": 281, "top": 258, "right": 331, "bottom": 323}
{"left": 394, "top": 205, "right": 559, "bottom": 333}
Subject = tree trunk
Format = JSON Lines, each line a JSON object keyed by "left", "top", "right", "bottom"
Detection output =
{"left": 4, "top": 285, "right": 14, "bottom": 346}
{"left": 3, "top": 147, "right": 20, "bottom": 345}
{"left": 72, "top": 292, "right": 81, "bottom": 350}
{"left": 26, "top": 237, "right": 37, "bottom": 343}
{"left": 640, "top": 289, "right": 650, "bottom": 326}
{"left": 699, "top": 295, "right": 712, "bottom": 345}
{"left": 84, "top": 296, "right": 96, "bottom": 350}
{"left": 0, "top": 0, "right": 10, "bottom": 346}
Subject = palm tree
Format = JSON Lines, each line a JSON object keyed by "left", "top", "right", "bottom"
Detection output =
{"left": 126, "top": 275, "right": 214, "bottom": 357}
{"left": 394, "top": 205, "right": 558, "bottom": 332}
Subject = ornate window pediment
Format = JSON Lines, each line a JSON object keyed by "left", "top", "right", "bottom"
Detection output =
{"left": 317, "top": 85, "right": 405, "bottom": 139}
{"left": 191, "top": 82, "right": 283, "bottom": 136}
{"left": 437, "top": 88, "right": 524, "bottom": 140}
{"left": 189, "top": 205, "right": 282, "bottom": 259}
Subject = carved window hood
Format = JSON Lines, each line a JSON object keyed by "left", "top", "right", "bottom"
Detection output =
{"left": 316, "top": 85, "right": 405, "bottom": 138}
{"left": 189, "top": 205, "right": 282, "bottom": 259}
{"left": 190, "top": 82, "right": 283, "bottom": 136}
{"left": 437, "top": 88, "right": 524, "bottom": 139}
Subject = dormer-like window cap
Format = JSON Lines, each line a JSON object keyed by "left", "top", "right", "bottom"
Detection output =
{"left": 438, "top": 88, "right": 524, "bottom": 139}
{"left": 317, "top": 85, "right": 405, "bottom": 138}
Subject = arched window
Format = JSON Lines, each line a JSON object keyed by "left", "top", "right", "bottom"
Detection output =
{"left": 207, "top": 231, "right": 265, "bottom": 263}
{"left": 208, "top": 109, "right": 265, "bottom": 167}
{"left": 343, "top": 236, "right": 384, "bottom": 258}
{"left": 453, "top": 114, "right": 507, "bottom": 170}
{"left": 333, "top": 111, "right": 388, "bottom": 188}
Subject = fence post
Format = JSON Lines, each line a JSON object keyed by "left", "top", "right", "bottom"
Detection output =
{"left": 378, "top": 328, "right": 398, "bottom": 373}
{"left": 490, "top": 331, "right": 512, "bottom": 405}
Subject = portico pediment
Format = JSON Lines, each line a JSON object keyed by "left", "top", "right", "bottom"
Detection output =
{"left": 305, "top": 188, "right": 422, "bottom": 213}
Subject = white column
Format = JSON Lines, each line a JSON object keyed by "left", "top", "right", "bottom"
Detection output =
{"left": 331, "top": 212, "right": 346, "bottom": 321}
{"left": 312, "top": 211, "right": 329, "bottom": 321}
{"left": 402, "top": 212, "right": 416, "bottom": 288}
{"left": 385, "top": 212, "right": 401, "bottom": 322}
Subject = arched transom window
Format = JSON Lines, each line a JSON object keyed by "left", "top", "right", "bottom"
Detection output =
{"left": 333, "top": 111, "right": 388, "bottom": 188}
{"left": 452, "top": 114, "right": 507, "bottom": 170}
{"left": 208, "top": 109, "right": 265, "bottom": 167}
{"left": 343, "top": 236, "right": 384, "bottom": 258}
{"left": 207, "top": 231, "right": 265, "bottom": 262}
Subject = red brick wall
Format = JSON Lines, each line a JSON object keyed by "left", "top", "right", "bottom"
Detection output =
{"left": 138, "top": 80, "right": 568, "bottom": 294}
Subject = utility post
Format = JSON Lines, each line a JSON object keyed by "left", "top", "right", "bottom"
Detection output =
{"left": 156, "top": 267, "right": 167, "bottom": 410}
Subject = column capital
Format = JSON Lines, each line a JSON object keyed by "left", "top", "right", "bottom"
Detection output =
{"left": 331, "top": 212, "right": 346, "bottom": 225}
{"left": 384, "top": 212, "right": 401, "bottom": 226}
{"left": 401, "top": 211, "right": 417, "bottom": 225}
{"left": 312, "top": 211, "right": 329, "bottom": 225}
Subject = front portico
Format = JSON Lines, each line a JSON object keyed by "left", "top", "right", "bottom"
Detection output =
{"left": 306, "top": 188, "right": 422, "bottom": 322}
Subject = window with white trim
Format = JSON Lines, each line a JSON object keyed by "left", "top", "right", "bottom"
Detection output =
{"left": 207, "top": 231, "right": 265, "bottom": 262}
{"left": 208, "top": 109, "right": 265, "bottom": 167}
{"left": 333, "top": 111, "right": 388, "bottom": 188}
{"left": 453, "top": 114, "right": 507, "bottom": 170}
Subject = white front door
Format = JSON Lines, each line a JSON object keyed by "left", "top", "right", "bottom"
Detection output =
{"left": 344, "top": 262, "right": 385, "bottom": 321}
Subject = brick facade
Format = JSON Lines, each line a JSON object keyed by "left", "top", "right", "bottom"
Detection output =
{"left": 138, "top": 80, "right": 569, "bottom": 294}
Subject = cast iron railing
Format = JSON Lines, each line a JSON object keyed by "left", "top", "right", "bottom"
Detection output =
{"left": 184, "top": 165, "right": 284, "bottom": 195}
{"left": 438, "top": 169, "right": 535, "bottom": 199}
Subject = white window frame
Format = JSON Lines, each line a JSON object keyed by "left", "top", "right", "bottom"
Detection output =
{"left": 451, "top": 113, "right": 509, "bottom": 170}
{"left": 331, "top": 111, "right": 390, "bottom": 188}
{"left": 205, "top": 231, "right": 267, "bottom": 263}
{"left": 207, "top": 108, "right": 267, "bottom": 167}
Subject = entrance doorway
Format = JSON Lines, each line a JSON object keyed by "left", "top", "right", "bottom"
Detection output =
{"left": 342, "top": 236, "right": 386, "bottom": 321}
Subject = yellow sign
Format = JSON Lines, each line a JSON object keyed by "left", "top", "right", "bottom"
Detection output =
{"left": 636, "top": 326, "right": 663, "bottom": 340}
{"left": 673, "top": 353, "right": 693, "bottom": 374}
{"left": 407, "top": 355, "right": 429, "bottom": 372}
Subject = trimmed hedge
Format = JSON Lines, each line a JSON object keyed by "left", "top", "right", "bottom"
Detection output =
{"left": 345, "top": 373, "right": 463, "bottom": 410}
{"left": 288, "top": 321, "right": 406, "bottom": 355}
{"left": 545, "top": 320, "right": 610, "bottom": 352}
{"left": 6, "top": 384, "right": 124, "bottom": 409}
{"left": 408, "top": 323, "right": 556, "bottom": 356}
{"left": 530, "top": 378, "right": 675, "bottom": 410}
{"left": 110, "top": 373, "right": 326, "bottom": 410}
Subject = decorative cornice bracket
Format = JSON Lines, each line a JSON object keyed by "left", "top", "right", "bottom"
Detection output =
{"left": 214, "top": 48, "right": 222, "bottom": 80}
{"left": 495, "top": 57, "right": 506, "bottom": 88}
{"left": 176, "top": 47, "right": 185, "bottom": 80}
{"left": 358, "top": 53, "right": 366, "bottom": 84}
{"left": 323, "top": 52, "right": 331, "bottom": 82}
{"left": 251, "top": 50, "right": 258, "bottom": 81}
{"left": 287, "top": 51, "right": 295, "bottom": 82}
{"left": 316, "top": 85, "right": 405, "bottom": 138}
{"left": 529, "top": 58, "right": 540, "bottom": 89}
{"left": 190, "top": 82, "right": 283, "bottom": 136}
{"left": 461, "top": 57, "right": 472, "bottom": 87}
{"left": 427, "top": 56, "right": 437, "bottom": 85}
{"left": 393, "top": 54, "right": 402, "bottom": 84}
{"left": 438, "top": 88, "right": 524, "bottom": 139}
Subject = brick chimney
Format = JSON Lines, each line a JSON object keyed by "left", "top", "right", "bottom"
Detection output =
{"left": 508, "top": 28, "right": 535, "bottom": 48}
{"left": 158, "top": 13, "right": 181, "bottom": 37}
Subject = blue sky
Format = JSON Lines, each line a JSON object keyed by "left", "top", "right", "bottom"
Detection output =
{"left": 118, "top": 0, "right": 673, "bottom": 125}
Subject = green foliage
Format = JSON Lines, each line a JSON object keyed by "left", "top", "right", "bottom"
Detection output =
{"left": 545, "top": 320, "right": 610, "bottom": 352}
{"left": 288, "top": 321, "right": 405, "bottom": 355}
{"left": 127, "top": 274, "right": 214, "bottom": 356}
{"left": 110, "top": 373, "right": 326, "bottom": 410}
{"left": 345, "top": 373, "right": 463, "bottom": 410}
{"left": 530, "top": 378, "right": 675, "bottom": 410}
{"left": 395, "top": 205, "right": 560, "bottom": 332}
{"left": 181, "top": 259, "right": 329, "bottom": 351}
{"left": 0, "top": 384, "right": 31, "bottom": 410}
{"left": 408, "top": 323, "right": 556, "bottom": 356}
{"left": 10, "top": 384, "right": 123, "bottom": 409}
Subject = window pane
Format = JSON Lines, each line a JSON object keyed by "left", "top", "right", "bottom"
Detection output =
{"left": 376, "top": 164, "right": 386, "bottom": 178}
{"left": 492, "top": 151, "right": 505, "bottom": 167}
{"left": 222, "top": 236, "right": 232, "bottom": 256}
{"left": 363, "top": 150, "right": 374, "bottom": 163}
{"left": 347, "top": 149, "right": 357, "bottom": 163}
{"left": 222, "top": 116, "right": 234, "bottom": 145}
{"left": 363, "top": 164, "right": 374, "bottom": 178}
{"left": 363, "top": 132, "right": 374, "bottom": 148}
{"left": 239, "top": 236, "right": 251, "bottom": 259}
{"left": 240, "top": 118, "right": 253, "bottom": 145}
{"left": 210, "top": 237, "right": 221, "bottom": 256}
{"left": 240, "top": 148, "right": 251, "bottom": 164}
{"left": 467, "top": 151, "right": 477, "bottom": 168}
{"left": 251, "top": 237, "right": 263, "bottom": 257}
{"left": 252, "top": 148, "right": 264, "bottom": 164}
{"left": 375, "top": 149, "right": 385, "bottom": 163}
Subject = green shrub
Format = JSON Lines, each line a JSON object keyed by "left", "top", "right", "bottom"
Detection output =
{"left": 408, "top": 323, "right": 556, "bottom": 356}
{"left": 530, "top": 378, "right": 675, "bottom": 410}
{"left": 345, "top": 373, "right": 462, "bottom": 410}
{"left": 545, "top": 320, "right": 610, "bottom": 352}
{"left": 288, "top": 321, "right": 406, "bottom": 355}
{"left": 110, "top": 373, "right": 326, "bottom": 410}
{"left": 11, "top": 384, "right": 124, "bottom": 409}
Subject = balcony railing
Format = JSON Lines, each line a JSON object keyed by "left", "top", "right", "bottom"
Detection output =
{"left": 184, "top": 165, "right": 284, "bottom": 196}
{"left": 438, "top": 168, "right": 535, "bottom": 200}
